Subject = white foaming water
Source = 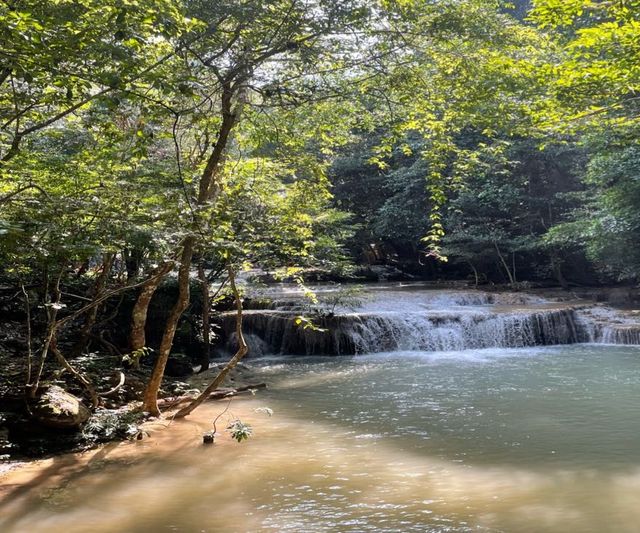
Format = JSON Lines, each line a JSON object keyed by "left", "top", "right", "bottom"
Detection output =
{"left": 244, "top": 284, "right": 546, "bottom": 312}
{"left": 335, "top": 308, "right": 580, "bottom": 354}
{"left": 354, "top": 288, "right": 547, "bottom": 313}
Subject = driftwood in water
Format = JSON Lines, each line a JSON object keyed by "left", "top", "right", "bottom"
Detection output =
{"left": 157, "top": 383, "right": 268, "bottom": 411}
{"left": 206, "top": 382, "right": 267, "bottom": 400}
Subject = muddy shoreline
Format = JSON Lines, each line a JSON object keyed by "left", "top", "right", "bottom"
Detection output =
{"left": 0, "top": 359, "right": 264, "bottom": 462}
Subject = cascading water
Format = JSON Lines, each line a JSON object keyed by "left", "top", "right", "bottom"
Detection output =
{"left": 218, "top": 287, "right": 624, "bottom": 356}
{"left": 576, "top": 306, "right": 640, "bottom": 344}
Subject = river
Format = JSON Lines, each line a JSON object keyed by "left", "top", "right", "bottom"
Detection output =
{"left": 2, "top": 287, "right": 640, "bottom": 532}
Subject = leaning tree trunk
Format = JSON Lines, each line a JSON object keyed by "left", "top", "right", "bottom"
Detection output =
{"left": 466, "top": 261, "right": 479, "bottom": 288}
{"left": 21, "top": 284, "right": 33, "bottom": 393}
{"left": 28, "top": 269, "right": 100, "bottom": 407}
{"left": 493, "top": 241, "right": 515, "bottom": 286}
{"left": 25, "top": 270, "right": 62, "bottom": 399}
{"left": 142, "top": 241, "right": 194, "bottom": 416}
{"left": 551, "top": 255, "right": 569, "bottom": 290}
{"left": 174, "top": 267, "right": 247, "bottom": 419}
{"left": 129, "top": 261, "right": 175, "bottom": 352}
{"left": 51, "top": 337, "right": 99, "bottom": 408}
{"left": 141, "top": 77, "right": 245, "bottom": 416}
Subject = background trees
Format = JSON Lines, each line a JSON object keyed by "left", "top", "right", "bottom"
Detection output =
{"left": 324, "top": 0, "right": 640, "bottom": 287}
{"left": 528, "top": 0, "right": 640, "bottom": 282}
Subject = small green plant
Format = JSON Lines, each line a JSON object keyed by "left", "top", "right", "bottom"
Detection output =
{"left": 82, "top": 409, "right": 144, "bottom": 443}
{"left": 207, "top": 398, "right": 253, "bottom": 444}
{"left": 294, "top": 315, "right": 327, "bottom": 332}
{"left": 122, "top": 346, "right": 153, "bottom": 370}
{"left": 226, "top": 419, "right": 252, "bottom": 442}
{"left": 293, "top": 285, "right": 366, "bottom": 330}
{"left": 320, "top": 284, "right": 366, "bottom": 315}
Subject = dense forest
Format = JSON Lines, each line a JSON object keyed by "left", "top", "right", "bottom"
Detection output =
{"left": 1, "top": 0, "right": 639, "bottom": 449}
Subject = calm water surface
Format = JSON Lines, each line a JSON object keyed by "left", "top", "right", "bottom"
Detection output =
{"left": 2, "top": 344, "right": 640, "bottom": 532}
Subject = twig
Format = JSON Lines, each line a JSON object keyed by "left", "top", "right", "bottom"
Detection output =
{"left": 212, "top": 397, "right": 233, "bottom": 435}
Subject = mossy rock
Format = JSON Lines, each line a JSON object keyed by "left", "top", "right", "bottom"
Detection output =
{"left": 31, "top": 385, "right": 90, "bottom": 429}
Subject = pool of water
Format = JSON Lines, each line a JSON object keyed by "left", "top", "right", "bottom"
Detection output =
{"left": 2, "top": 344, "right": 640, "bottom": 532}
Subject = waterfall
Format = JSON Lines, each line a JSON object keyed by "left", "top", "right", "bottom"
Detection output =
{"left": 217, "top": 288, "right": 640, "bottom": 356}
{"left": 576, "top": 306, "right": 640, "bottom": 345}
{"left": 220, "top": 307, "right": 586, "bottom": 356}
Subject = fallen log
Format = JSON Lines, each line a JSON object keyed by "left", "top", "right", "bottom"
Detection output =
{"left": 206, "top": 382, "right": 268, "bottom": 401}
{"left": 157, "top": 383, "right": 268, "bottom": 411}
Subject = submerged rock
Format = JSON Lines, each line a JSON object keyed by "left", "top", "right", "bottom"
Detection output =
{"left": 31, "top": 385, "right": 90, "bottom": 429}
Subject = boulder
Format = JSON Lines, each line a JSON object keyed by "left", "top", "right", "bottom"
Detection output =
{"left": 607, "top": 287, "right": 634, "bottom": 307}
{"left": 31, "top": 385, "right": 90, "bottom": 429}
{"left": 165, "top": 353, "right": 194, "bottom": 377}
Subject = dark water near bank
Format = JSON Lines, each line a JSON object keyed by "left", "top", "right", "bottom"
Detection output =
{"left": 3, "top": 344, "right": 640, "bottom": 532}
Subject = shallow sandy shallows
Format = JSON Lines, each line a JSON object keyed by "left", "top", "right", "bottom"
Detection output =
{"left": 0, "top": 398, "right": 271, "bottom": 530}
{"left": 2, "top": 391, "right": 640, "bottom": 532}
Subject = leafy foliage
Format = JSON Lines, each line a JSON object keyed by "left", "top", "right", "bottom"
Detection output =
{"left": 226, "top": 419, "right": 252, "bottom": 443}
{"left": 82, "top": 409, "right": 145, "bottom": 443}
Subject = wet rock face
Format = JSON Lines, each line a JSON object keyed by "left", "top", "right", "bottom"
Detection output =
{"left": 605, "top": 287, "right": 640, "bottom": 307}
{"left": 31, "top": 386, "right": 91, "bottom": 429}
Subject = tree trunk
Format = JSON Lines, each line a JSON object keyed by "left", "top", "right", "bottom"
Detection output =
{"left": 129, "top": 261, "right": 174, "bottom": 352}
{"left": 198, "top": 262, "right": 211, "bottom": 372}
{"left": 142, "top": 241, "right": 195, "bottom": 416}
{"left": 140, "top": 76, "right": 245, "bottom": 415}
{"left": 25, "top": 270, "right": 62, "bottom": 400}
{"left": 467, "top": 261, "right": 479, "bottom": 288}
{"left": 552, "top": 256, "right": 569, "bottom": 290}
{"left": 21, "top": 284, "right": 32, "bottom": 391}
{"left": 71, "top": 253, "right": 114, "bottom": 357}
{"left": 493, "top": 241, "right": 515, "bottom": 286}
{"left": 124, "top": 247, "right": 145, "bottom": 281}
{"left": 50, "top": 338, "right": 99, "bottom": 409}
{"left": 173, "top": 267, "right": 247, "bottom": 419}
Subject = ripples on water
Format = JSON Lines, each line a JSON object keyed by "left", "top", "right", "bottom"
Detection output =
{"left": 3, "top": 344, "right": 640, "bottom": 532}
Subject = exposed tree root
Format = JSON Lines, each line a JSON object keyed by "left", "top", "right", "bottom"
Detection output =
{"left": 99, "top": 371, "right": 126, "bottom": 398}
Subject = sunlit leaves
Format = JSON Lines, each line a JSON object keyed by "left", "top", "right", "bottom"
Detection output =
{"left": 529, "top": 0, "right": 640, "bottom": 131}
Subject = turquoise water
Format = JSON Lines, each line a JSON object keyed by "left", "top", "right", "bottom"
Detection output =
{"left": 256, "top": 344, "right": 640, "bottom": 470}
